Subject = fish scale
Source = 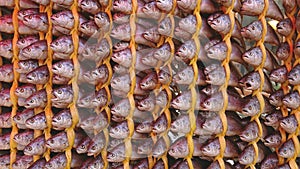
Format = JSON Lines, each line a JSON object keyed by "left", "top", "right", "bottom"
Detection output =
{"left": 0, "top": 0, "right": 299, "bottom": 168}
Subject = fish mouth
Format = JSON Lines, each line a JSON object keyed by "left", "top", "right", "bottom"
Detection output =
{"left": 170, "top": 102, "right": 178, "bottom": 109}
{"left": 26, "top": 76, "right": 33, "bottom": 81}
{"left": 277, "top": 25, "right": 283, "bottom": 30}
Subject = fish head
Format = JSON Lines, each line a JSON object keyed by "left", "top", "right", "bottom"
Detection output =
{"left": 111, "top": 74, "right": 130, "bottom": 91}
{"left": 168, "top": 138, "right": 188, "bottom": 157}
{"left": 288, "top": 67, "right": 300, "bottom": 85}
{"left": 202, "top": 85, "right": 218, "bottom": 95}
{"left": 240, "top": 127, "right": 257, "bottom": 142}
{"left": 179, "top": 15, "right": 196, "bottom": 29}
{"left": 282, "top": 92, "right": 300, "bottom": 109}
{"left": 52, "top": 110, "right": 72, "bottom": 126}
{"left": 158, "top": 17, "right": 172, "bottom": 36}
{"left": 140, "top": 76, "right": 157, "bottom": 90}
{"left": 138, "top": 98, "right": 154, "bottom": 111}
{"left": 201, "top": 96, "right": 222, "bottom": 111}
{"left": 95, "top": 12, "right": 109, "bottom": 26}
{"left": 241, "top": 21, "right": 262, "bottom": 40}
{"left": 0, "top": 134, "right": 10, "bottom": 148}
{"left": 154, "top": 44, "right": 170, "bottom": 61}
{"left": 111, "top": 99, "right": 130, "bottom": 117}
{"left": 242, "top": 47, "right": 262, "bottom": 65}
{"left": 174, "top": 67, "right": 193, "bottom": 84}
{"left": 171, "top": 95, "right": 189, "bottom": 110}
{"left": 136, "top": 122, "right": 152, "bottom": 133}
{"left": 25, "top": 97, "right": 40, "bottom": 108}
{"left": 92, "top": 91, "right": 107, "bottom": 107}
{"left": 171, "top": 115, "right": 189, "bottom": 132}
{"left": 0, "top": 39, "right": 12, "bottom": 51}
{"left": 156, "top": 0, "right": 172, "bottom": 9}
{"left": 152, "top": 138, "right": 167, "bottom": 158}
{"left": 143, "top": 28, "right": 160, "bottom": 43}
{"left": 270, "top": 67, "right": 287, "bottom": 82}
{"left": 17, "top": 36, "right": 39, "bottom": 49}
{"left": 15, "top": 85, "right": 36, "bottom": 98}
{"left": 52, "top": 88, "right": 65, "bottom": 101}
{"left": 137, "top": 140, "right": 153, "bottom": 154}
{"left": 80, "top": 0, "right": 98, "bottom": 9}
{"left": 269, "top": 90, "right": 284, "bottom": 106}
{"left": 109, "top": 122, "right": 129, "bottom": 138}
{"left": 244, "top": 72, "right": 260, "bottom": 90}
{"left": 280, "top": 115, "right": 298, "bottom": 132}
{"left": 78, "top": 93, "right": 94, "bottom": 108}
{"left": 152, "top": 115, "right": 167, "bottom": 133}
{"left": 113, "top": 0, "right": 132, "bottom": 14}
{"left": 112, "top": 49, "right": 132, "bottom": 67}
{"left": 264, "top": 134, "right": 281, "bottom": 147}
{"left": 80, "top": 21, "right": 98, "bottom": 35}
{"left": 156, "top": 91, "right": 167, "bottom": 107}
{"left": 239, "top": 147, "right": 253, "bottom": 165}
{"left": 202, "top": 117, "right": 219, "bottom": 132}
{"left": 277, "top": 19, "right": 292, "bottom": 36}
{"left": 279, "top": 140, "right": 295, "bottom": 158}
{"left": 23, "top": 14, "right": 39, "bottom": 25}
{"left": 265, "top": 111, "right": 282, "bottom": 126}
{"left": 24, "top": 144, "right": 35, "bottom": 155}
{"left": 241, "top": 0, "right": 264, "bottom": 13}
{"left": 113, "top": 41, "right": 129, "bottom": 52}
{"left": 111, "top": 24, "right": 131, "bottom": 39}
{"left": 12, "top": 156, "right": 33, "bottom": 169}
{"left": 14, "top": 131, "right": 33, "bottom": 145}
{"left": 242, "top": 98, "right": 260, "bottom": 116}
{"left": 205, "top": 67, "right": 225, "bottom": 85}
{"left": 51, "top": 11, "right": 73, "bottom": 25}
{"left": 201, "top": 139, "right": 219, "bottom": 156}
{"left": 141, "top": 55, "right": 158, "bottom": 67}
{"left": 208, "top": 14, "right": 230, "bottom": 33}
{"left": 158, "top": 69, "right": 171, "bottom": 84}
{"left": 17, "top": 60, "right": 38, "bottom": 73}
{"left": 46, "top": 133, "right": 68, "bottom": 149}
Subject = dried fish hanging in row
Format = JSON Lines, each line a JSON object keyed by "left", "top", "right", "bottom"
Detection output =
{"left": 0, "top": 0, "right": 300, "bottom": 168}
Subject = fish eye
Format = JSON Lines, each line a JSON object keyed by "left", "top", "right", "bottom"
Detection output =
{"left": 30, "top": 100, "right": 34, "bottom": 103}
{"left": 57, "top": 64, "right": 62, "bottom": 68}
{"left": 57, "top": 116, "right": 61, "bottom": 120}
{"left": 251, "top": 26, "right": 255, "bottom": 30}
{"left": 26, "top": 48, "right": 31, "bottom": 52}
{"left": 58, "top": 90, "right": 62, "bottom": 94}
{"left": 50, "top": 140, "right": 54, "bottom": 144}
{"left": 29, "top": 119, "right": 34, "bottom": 123}
{"left": 27, "top": 146, "right": 32, "bottom": 151}
{"left": 32, "top": 73, "right": 36, "bottom": 77}
{"left": 81, "top": 145, "right": 85, "bottom": 149}
{"left": 28, "top": 15, "right": 32, "bottom": 19}
{"left": 20, "top": 89, "right": 24, "bottom": 93}
{"left": 91, "top": 146, "right": 96, "bottom": 150}
{"left": 15, "top": 116, "right": 21, "bottom": 121}
{"left": 21, "top": 39, "right": 25, "bottom": 43}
